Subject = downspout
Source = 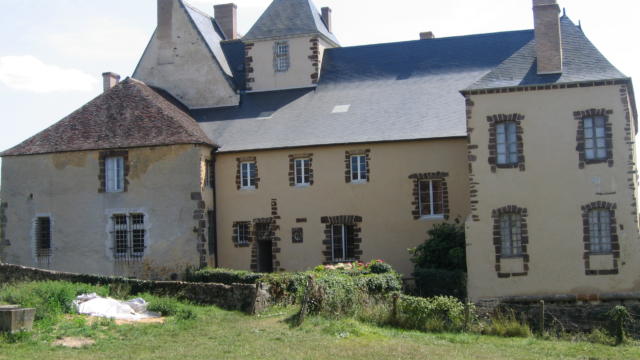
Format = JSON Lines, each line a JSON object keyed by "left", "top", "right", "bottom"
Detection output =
{"left": 211, "top": 148, "right": 219, "bottom": 268}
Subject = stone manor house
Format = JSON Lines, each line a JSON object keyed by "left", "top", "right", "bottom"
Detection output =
{"left": 1, "top": 0, "right": 638, "bottom": 301}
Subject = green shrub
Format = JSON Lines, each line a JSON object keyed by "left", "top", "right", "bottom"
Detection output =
{"left": 586, "top": 328, "right": 615, "bottom": 346}
{"left": 607, "top": 305, "right": 631, "bottom": 345}
{"left": 413, "top": 268, "right": 467, "bottom": 299}
{"left": 368, "top": 261, "right": 394, "bottom": 274}
{"left": 261, "top": 272, "right": 308, "bottom": 304}
{"left": 486, "top": 311, "right": 532, "bottom": 338}
{"left": 147, "top": 296, "right": 181, "bottom": 316}
{"left": 185, "top": 267, "right": 262, "bottom": 284}
{"left": 410, "top": 222, "right": 466, "bottom": 271}
{"left": 0, "top": 281, "right": 109, "bottom": 321}
{"left": 395, "top": 295, "right": 469, "bottom": 332}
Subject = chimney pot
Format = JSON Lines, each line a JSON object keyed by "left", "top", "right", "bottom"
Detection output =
{"left": 420, "top": 31, "right": 435, "bottom": 40}
{"left": 532, "top": 0, "right": 563, "bottom": 74}
{"left": 321, "top": 7, "right": 332, "bottom": 33}
{"left": 214, "top": 3, "right": 238, "bottom": 40}
{"left": 102, "top": 72, "right": 121, "bottom": 92}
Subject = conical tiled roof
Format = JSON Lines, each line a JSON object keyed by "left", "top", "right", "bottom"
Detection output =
{"left": 1, "top": 78, "right": 215, "bottom": 156}
{"left": 243, "top": 0, "right": 338, "bottom": 45}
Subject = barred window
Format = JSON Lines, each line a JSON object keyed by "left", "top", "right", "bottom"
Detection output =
{"left": 35, "top": 217, "right": 52, "bottom": 259}
{"left": 500, "top": 213, "right": 522, "bottom": 257}
{"left": 294, "top": 158, "right": 311, "bottom": 186}
{"left": 331, "top": 224, "right": 355, "bottom": 262}
{"left": 583, "top": 116, "right": 607, "bottom": 161}
{"left": 274, "top": 41, "right": 290, "bottom": 72}
{"left": 112, "top": 213, "right": 146, "bottom": 260}
{"left": 496, "top": 121, "right": 518, "bottom": 165}
{"left": 418, "top": 179, "right": 444, "bottom": 217}
{"left": 588, "top": 209, "right": 612, "bottom": 253}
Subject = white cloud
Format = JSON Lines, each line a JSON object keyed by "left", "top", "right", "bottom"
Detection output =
{"left": 0, "top": 55, "right": 97, "bottom": 93}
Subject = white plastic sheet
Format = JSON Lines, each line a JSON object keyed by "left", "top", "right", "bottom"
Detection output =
{"left": 72, "top": 293, "right": 160, "bottom": 321}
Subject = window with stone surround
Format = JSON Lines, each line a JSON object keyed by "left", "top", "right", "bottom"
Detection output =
{"left": 99, "top": 150, "right": 128, "bottom": 193}
{"left": 574, "top": 109, "right": 614, "bottom": 168}
{"left": 232, "top": 221, "right": 251, "bottom": 247}
{"left": 274, "top": 41, "right": 290, "bottom": 72}
{"left": 500, "top": 214, "right": 522, "bottom": 257}
{"left": 487, "top": 114, "right": 525, "bottom": 172}
{"left": 331, "top": 224, "right": 356, "bottom": 262}
{"left": 345, "top": 150, "right": 370, "bottom": 183}
{"left": 239, "top": 161, "right": 257, "bottom": 189}
{"left": 587, "top": 209, "right": 612, "bottom": 253}
{"left": 111, "top": 213, "right": 145, "bottom": 260}
{"left": 418, "top": 179, "right": 445, "bottom": 218}
{"left": 581, "top": 201, "right": 620, "bottom": 275}
{"left": 321, "top": 215, "right": 363, "bottom": 263}
{"left": 410, "top": 172, "right": 449, "bottom": 220}
{"left": 293, "top": 158, "right": 311, "bottom": 186}
{"left": 34, "top": 216, "right": 52, "bottom": 262}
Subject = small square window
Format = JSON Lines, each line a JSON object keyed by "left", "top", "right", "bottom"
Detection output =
{"left": 292, "top": 227, "right": 303, "bottom": 243}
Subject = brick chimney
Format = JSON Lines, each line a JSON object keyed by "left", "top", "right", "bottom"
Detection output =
{"left": 321, "top": 7, "right": 332, "bottom": 33}
{"left": 420, "top": 31, "right": 435, "bottom": 40}
{"left": 533, "top": 0, "right": 563, "bottom": 74}
{"left": 102, "top": 72, "right": 120, "bottom": 92}
{"left": 214, "top": 3, "right": 238, "bottom": 40}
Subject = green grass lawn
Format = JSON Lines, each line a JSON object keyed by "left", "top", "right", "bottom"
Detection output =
{"left": 1, "top": 305, "right": 639, "bottom": 360}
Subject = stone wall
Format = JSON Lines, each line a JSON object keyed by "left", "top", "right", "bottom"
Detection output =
{"left": 0, "top": 263, "right": 270, "bottom": 314}
{"left": 476, "top": 295, "right": 640, "bottom": 337}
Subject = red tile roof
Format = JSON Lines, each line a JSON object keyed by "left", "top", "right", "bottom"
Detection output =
{"left": 1, "top": 78, "right": 216, "bottom": 156}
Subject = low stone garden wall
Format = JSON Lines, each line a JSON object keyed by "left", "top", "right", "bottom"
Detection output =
{"left": 476, "top": 293, "right": 640, "bottom": 337}
{"left": 0, "top": 263, "right": 271, "bottom": 314}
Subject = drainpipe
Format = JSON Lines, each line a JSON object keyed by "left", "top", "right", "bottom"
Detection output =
{"left": 211, "top": 148, "right": 219, "bottom": 268}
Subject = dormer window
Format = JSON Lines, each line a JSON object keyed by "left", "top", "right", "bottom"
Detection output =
{"left": 274, "top": 41, "right": 290, "bottom": 72}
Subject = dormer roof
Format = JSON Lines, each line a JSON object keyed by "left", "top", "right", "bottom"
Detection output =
{"left": 243, "top": 0, "right": 338, "bottom": 45}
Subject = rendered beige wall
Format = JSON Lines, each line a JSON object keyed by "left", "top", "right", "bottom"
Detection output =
{"left": 215, "top": 139, "right": 470, "bottom": 277}
{"left": 133, "top": 0, "right": 239, "bottom": 108}
{"left": 246, "top": 36, "right": 333, "bottom": 92}
{"left": 0, "top": 144, "right": 214, "bottom": 278}
{"left": 466, "top": 84, "right": 640, "bottom": 300}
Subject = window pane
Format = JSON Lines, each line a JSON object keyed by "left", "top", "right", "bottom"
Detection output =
{"left": 596, "top": 138, "right": 606, "bottom": 149}
{"left": 509, "top": 153, "right": 519, "bottom": 164}
{"left": 595, "top": 126, "right": 605, "bottom": 138}
{"left": 249, "top": 163, "right": 256, "bottom": 186}
{"left": 496, "top": 123, "right": 505, "bottom": 134}
{"left": 584, "top": 138, "right": 594, "bottom": 149}
{"left": 36, "top": 217, "right": 51, "bottom": 251}
{"left": 583, "top": 117, "right": 593, "bottom": 129}
{"left": 507, "top": 122, "right": 517, "bottom": 142}
{"left": 500, "top": 215, "right": 512, "bottom": 256}
{"left": 359, "top": 156, "right": 367, "bottom": 178}
{"left": 432, "top": 180, "right": 443, "bottom": 215}
{"left": 496, "top": 132, "right": 506, "bottom": 144}
{"left": 351, "top": 156, "right": 359, "bottom": 180}
{"left": 345, "top": 225, "right": 355, "bottom": 260}
{"left": 419, "top": 180, "right": 430, "bottom": 216}
{"left": 497, "top": 154, "right": 507, "bottom": 164}
{"left": 584, "top": 127, "right": 594, "bottom": 139}
{"left": 585, "top": 149, "right": 595, "bottom": 160}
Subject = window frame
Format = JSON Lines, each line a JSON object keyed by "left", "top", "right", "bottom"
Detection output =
{"left": 499, "top": 213, "right": 522, "bottom": 257}
{"left": 237, "top": 222, "right": 250, "bottom": 246}
{"left": 583, "top": 116, "right": 608, "bottom": 162}
{"left": 111, "top": 213, "right": 146, "bottom": 260}
{"left": 274, "top": 41, "right": 290, "bottom": 72}
{"left": 418, "top": 179, "right": 445, "bottom": 219}
{"left": 496, "top": 121, "right": 519, "bottom": 166}
{"left": 331, "top": 224, "right": 355, "bottom": 262}
{"left": 204, "top": 159, "right": 214, "bottom": 188}
{"left": 587, "top": 208, "right": 612, "bottom": 254}
{"left": 350, "top": 155, "right": 367, "bottom": 183}
{"left": 34, "top": 216, "right": 52, "bottom": 260}
{"left": 240, "top": 161, "right": 256, "bottom": 189}
{"left": 105, "top": 156, "right": 125, "bottom": 193}
{"left": 294, "top": 158, "right": 311, "bottom": 186}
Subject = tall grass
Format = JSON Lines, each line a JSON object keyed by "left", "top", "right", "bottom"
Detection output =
{"left": 486, "top": 311, "right": 532, "bottom": 338}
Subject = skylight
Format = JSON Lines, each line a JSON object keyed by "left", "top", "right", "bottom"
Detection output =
{"left": 332, "top": 104, "right": 350, "bottom": 113}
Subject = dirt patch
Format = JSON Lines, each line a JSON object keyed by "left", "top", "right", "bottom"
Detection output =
{"left": 52, "top": 337, "right": 95, "bottom": 348}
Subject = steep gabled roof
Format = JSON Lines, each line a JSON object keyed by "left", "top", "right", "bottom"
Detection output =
{"left": 467, "top": 17, "right": 626, "bottom": 90}
{"left": 1, "top": 78, "right": 215, "bottom": 157}
{"left": 194, "top": 30, "right": 533, "bottom": 152}
{"left": 182, "top": 1, "right": 233, "bottom": 77}
{"left": 243, "top": 0, "right": 338, "bottom": 45}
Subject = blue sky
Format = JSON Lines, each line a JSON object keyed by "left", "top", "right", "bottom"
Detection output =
{"left": 1, "top": 0, "right": 638, "bottom": 177}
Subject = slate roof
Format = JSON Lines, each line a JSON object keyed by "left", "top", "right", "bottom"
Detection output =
{"left": 243, "top": 0, "right": 338, "bottom": 45}
{"left": 468, "top": 17, "right": 626, "bottom": 90}
{"left": 182, "top": 1, "right": 233, "bottom": 77}
{"left": 195, "top": 30, "right": 535, "bottom": 152}
{"left": 1, "top": 78, "right": 215, "bottom": 157}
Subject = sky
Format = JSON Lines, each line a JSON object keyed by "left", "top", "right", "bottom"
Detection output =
{"left": 0, "top": 0, "right": 638, "bottom": 179}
